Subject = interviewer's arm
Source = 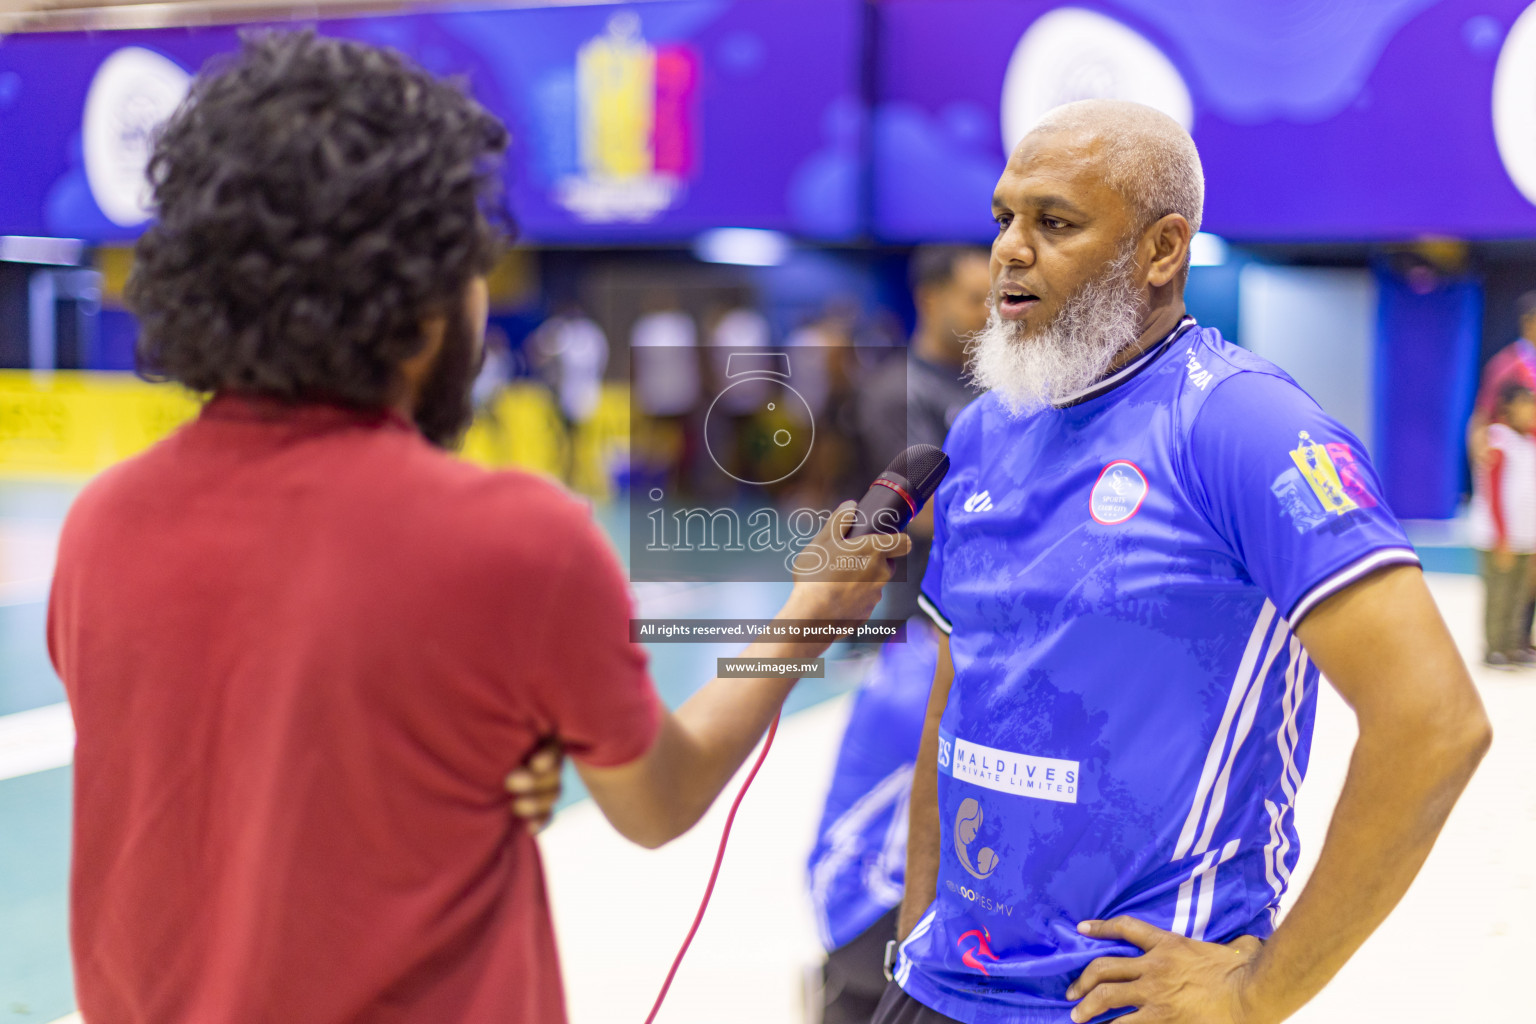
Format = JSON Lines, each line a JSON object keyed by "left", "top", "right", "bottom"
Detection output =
{"left": 1068, "top": 565, "right": 1491, "bottom": 1023}
{"left": 897, "top": 628, "right": 953, "bottom": 941}
{"left": 575, "top": 504, "right": 911, "bottom": 849}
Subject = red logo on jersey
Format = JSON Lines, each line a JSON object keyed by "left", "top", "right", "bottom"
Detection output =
{"left": 957, "top": 927, "right": 1001, "bottom": 976}
{"left": 1323, "top": 442, "right": 1378, "bottom": 509}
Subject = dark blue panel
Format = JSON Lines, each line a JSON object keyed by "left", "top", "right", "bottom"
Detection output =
{"left": 1373, "top": 265, "right": 1481, "bottom": 519}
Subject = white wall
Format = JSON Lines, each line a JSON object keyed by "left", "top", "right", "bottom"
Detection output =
{"left": 1237, "top": 265, "right": 1378, "bottom": 452}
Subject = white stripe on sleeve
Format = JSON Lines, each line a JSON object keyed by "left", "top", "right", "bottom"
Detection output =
{"left": 916, "top": 592, "right": 953, "bottom": 635}
{"left": 1287, "top": 547, "right": 1420, "bottom": 624}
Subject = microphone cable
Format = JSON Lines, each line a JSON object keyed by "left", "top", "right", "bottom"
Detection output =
{"left": 642, "top": 709, "right": 781, "bottom": 1024}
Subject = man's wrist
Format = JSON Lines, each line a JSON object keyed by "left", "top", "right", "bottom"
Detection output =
{"left": 771, "top": 589, "right": 838, "bottom": 657}
{"left": 1231, "top": 946, "right": 1280, "bottom": 1024}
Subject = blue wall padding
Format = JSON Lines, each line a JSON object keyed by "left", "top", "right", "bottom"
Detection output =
{"left": 1373, "top": 266, "right": 1481, "bottom": 520}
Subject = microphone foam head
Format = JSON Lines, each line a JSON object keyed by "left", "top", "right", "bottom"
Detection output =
{"left": 889, "top": 443, "right": 949, "bottom": 503}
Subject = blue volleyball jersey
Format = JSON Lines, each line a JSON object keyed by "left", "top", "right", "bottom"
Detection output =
{"left": 807, "top": 620, "right": 938, "bottom": 950}
{"left": 897, "top": 322, "right": 1419, "bottom": 1023}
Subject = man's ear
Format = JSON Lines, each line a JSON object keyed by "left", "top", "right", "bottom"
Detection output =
{"left": 397, "top": 313, "right": 448, "bottom": 407}
{"left": 1144, "top": 214, "right": 1193, "bottom": 288}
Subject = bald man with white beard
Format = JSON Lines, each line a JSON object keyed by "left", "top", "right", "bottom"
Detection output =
{"left": 877, "top": 100, "right": 1491, "bottom": 1024}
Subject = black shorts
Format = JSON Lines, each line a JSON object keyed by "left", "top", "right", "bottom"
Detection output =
{"left": 870, "top": 982, "right": 966, "bottom": 1024}
{"left": 820, "top": 907, "right": 899, "bottom": 1024}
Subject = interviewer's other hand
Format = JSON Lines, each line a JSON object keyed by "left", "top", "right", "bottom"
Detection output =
{"left": 787, "top": 501, "right": 911, "bottom": 623}
{"left": 505, "top": 738, "right": 564, "bottom": 834}
{"left": 1066, "top": 916, "right": 1264, "bottom": 1024}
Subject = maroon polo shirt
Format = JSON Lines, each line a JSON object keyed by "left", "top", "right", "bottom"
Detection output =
{"left": 48, "top": 395, "right": 661, "bottom": 1023}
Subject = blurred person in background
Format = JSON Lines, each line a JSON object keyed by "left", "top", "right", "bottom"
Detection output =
{"left": 47, "top": 32, "right": 907, "bottom": 1024}
{"left": 703, "top": 288, "right": 772, "bottom": 494}
{"left": 882, "top": 99, "right": 1489, "bottom": 1024}
{"left": 1468, "top": 289, "right": 1536, "bottom": 652}
{"left": 531, "top": 301, "right": 609, "bottom": 482}
{"left": 1467, "top": 290, "right": 1536, "bottom": 465}
{"left": 1469, "top": 381, "right": 1536, "bottom": 669}
{"left": 859, "top": 246, "right": 990, "bottom": 616}
{"left": 804, "top": 245, "right": 988, "bottom": 1024}
{"left": 631, "top": 289, "right": 700, "bottom": 492}
{"left": 784, "top": 300, "right": 865, "bottom": 508}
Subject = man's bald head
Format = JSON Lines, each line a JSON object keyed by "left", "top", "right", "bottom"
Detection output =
{"left": 1025, "top": 99, "right": 1204, "bottom": 238}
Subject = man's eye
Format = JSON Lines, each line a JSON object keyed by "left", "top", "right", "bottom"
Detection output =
{"left": 994, "top": 214, "right": 1012, "bottom": 232}
{"left": 1042, "top": 216, "right": 1068, "bottom": 230}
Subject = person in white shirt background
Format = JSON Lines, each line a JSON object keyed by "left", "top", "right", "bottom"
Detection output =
{"left": 1470, "top": 380, "right": 1536, "bottom": 669}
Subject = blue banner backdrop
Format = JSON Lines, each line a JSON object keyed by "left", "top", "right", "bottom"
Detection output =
{"left": 0, "top": 0, "right": 864, "bottom": 243}
{"left": 873, "top": 0, "right": 1536, "bottom": 242}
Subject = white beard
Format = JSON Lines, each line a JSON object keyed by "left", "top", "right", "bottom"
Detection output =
{"left": 966, "top": 245, "right": 1147, "bottom": 417}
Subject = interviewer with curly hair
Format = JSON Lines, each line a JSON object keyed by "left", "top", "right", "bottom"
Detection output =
{"left": 48, "top": 31, "right": 906, "bottom": 1024}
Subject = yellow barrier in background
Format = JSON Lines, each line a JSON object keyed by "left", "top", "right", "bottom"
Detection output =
{"left": 0, "top": 372, "right": 629, "bottom": 499}
{"left": 0, "top": 371, "right": 201, "bottom": 477}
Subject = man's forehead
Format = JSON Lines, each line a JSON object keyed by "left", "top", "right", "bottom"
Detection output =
{"left": 993, "top": 128, "right": 1115, "bottom": 208}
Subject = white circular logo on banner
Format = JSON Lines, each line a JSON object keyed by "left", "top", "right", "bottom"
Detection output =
{"left": 1000, "top": 7, "right": 1193, "bottom": 153}
{"left": 1494, "top": 3, "right": 1536, "bottom": 207}
{"left": 83, "top": 47, "right": 192, "bottom": 227}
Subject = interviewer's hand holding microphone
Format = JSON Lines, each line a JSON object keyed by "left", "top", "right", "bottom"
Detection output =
{"left": 507, "top": 445, "right": 948, "bottom": 831}
{"left": 503, "top": 505, "right": 904, "bottom": 828}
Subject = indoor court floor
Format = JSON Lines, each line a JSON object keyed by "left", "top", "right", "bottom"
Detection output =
{"left": 2, "top": 480, "right": 1531, "bottom": 1024}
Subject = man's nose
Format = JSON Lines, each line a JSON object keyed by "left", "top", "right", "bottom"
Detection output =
{"left": 993, "top": 223, "right": 1035, "bottom": 267}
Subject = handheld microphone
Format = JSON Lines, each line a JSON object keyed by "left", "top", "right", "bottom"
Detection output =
{"left": 847, "top": 443, "right": 951, "bottom": 537}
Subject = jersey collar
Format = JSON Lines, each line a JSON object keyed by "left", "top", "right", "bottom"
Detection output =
{"left": 1051, "top": 315, "right": 1197, "bottom": 409}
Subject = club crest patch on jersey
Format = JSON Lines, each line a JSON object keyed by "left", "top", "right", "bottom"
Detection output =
{"left": 1289, "top": 431, "right": 1358, "bottom": 515}
{"left": 1272, "top": 432, "right": 1376, "bottom": 533}
{"left": 1090, "top": 460, "right": 1148, "bottom": 524}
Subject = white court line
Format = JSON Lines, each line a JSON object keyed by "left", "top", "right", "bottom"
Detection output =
{"left": 45, "top": 1015, "right": 80, "bottom": 1024}
{"left": 0, "top": 701, "right": 74, "bottom": 782}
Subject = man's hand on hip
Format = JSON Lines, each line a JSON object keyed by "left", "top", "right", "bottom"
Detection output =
{"left": 505, "top": 738, "right": 564, "bottom": 833}
{"left": 1067, "top": 916, "right": 1263, "bottom": 1024}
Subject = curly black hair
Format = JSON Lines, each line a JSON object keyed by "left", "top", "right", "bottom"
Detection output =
{"left": 129, "top": 30, "right": 512, "bottom": 407}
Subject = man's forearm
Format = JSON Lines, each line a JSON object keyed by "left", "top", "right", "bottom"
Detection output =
{"left": 898, "top": 710, "right": 942, "bottom": 941}
{"left": 1240, "top": 714, "right": 1489, "bottom": 1022}
{"left": 660, "top": 597, "right": 839, "bottom": 840}
{"left": 898, "top": 633, "right": 953, "bottom": 941}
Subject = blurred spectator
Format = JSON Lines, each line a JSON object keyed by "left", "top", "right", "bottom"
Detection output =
{"left": 472, "top": 325, "right": 513, "bottom": 414}
{"left": 532, "top": 303, "right": 609, "bottom": 426}
{"left": 1468, "top": 290, "right": 1536, "bottom": 465}
{"left": 630, "top": 292, "right": 700, "bottom": 492}
{"left": 785, "top": 300, "right": 858, "bottom": 419}
{"left": 631, "top": 291, "right": 700, "bottom": 417}
{"left": 804, "top": 245, "right": 988, "bottom": 1024}
{"left": 707, "top": 289, "right": 773, "bottom": 413}
{"left": 783, "top": 301, "right": 863, "bottom": 507}
{"left": 858, "top": 245, "right": 990, "bottom": 620}
{"left": 1471, "top": 381, "right": 1536, "bottom": 669}
{"left": 700, "top": 291, "right": 773, "bottom": 494}
{"left": 1469, "top": 290, "right": 1536, "bottom": 649}
{"left": 531, "top": 304, "right": 609, "bottom": 482}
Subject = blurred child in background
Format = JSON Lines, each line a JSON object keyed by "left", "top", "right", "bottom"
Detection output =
{"left": 1471, "top": 380, "right": 1536, "bottom": 669}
